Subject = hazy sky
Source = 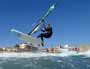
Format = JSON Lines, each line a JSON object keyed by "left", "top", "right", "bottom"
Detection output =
{"left": 0, "top": 0, "right": 90, "bottom": 47}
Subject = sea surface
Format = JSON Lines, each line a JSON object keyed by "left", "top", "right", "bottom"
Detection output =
{"left": 0, "top": 51, "right": 90, "bottom": 69}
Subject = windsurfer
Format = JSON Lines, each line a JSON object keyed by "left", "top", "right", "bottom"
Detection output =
{"left": 37, "top": 23, "right": 53, "bottom": 46}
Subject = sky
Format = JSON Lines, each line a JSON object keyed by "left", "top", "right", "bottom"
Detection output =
{"left": 0, "top": 0, "right": 90, "bottom": 47}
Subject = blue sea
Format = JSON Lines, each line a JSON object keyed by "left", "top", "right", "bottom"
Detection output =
{"left": 0, "top": 51, "right": 90, "bottom": 69}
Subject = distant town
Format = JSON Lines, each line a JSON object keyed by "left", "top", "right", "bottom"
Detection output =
{"left": 0, "top": 43, "right": 90, "bottom": 53}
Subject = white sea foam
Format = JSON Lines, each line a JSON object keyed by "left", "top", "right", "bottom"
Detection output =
{"left": 78, "top": 50, "right": 90, "bottom": 57}
{"left": 0, "top": 51, "right": 77, "bottom": 58}
{"left": 0, "top": 50, "right": 89, "bottom": 58}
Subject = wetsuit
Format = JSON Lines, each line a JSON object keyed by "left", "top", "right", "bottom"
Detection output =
{"left": 37, "top": 25, "right": 53, "bottom": 46}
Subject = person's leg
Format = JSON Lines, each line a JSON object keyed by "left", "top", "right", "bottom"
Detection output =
{"left": 37, "top": 33, "right": 44, "bottom": 46}
{"left": 41, "top": 34, "right": 44, "bottom": 46}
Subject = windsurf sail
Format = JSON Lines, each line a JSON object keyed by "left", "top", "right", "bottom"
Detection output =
{"left": 28, "top": 19, "right": 45, "bottom": 35}
{"left": 42, "top": 0, "right": 60, "bottom": 20}
{"left": 28, "top": 0, "right": 60, "bottom": 35}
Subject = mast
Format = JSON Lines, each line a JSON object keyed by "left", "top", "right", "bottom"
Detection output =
{"left": 28, "top": 0, "right": 61, "bottom": 35}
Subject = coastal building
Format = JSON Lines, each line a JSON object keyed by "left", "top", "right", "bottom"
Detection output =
{"left": 79, "top": 45, "right": 90, "bottom": 52}
{"left": 0, "top": 43, "right": 90, "bottom": 53}
{"left": 15, "top": 43, "right": 39, "bottom": 52}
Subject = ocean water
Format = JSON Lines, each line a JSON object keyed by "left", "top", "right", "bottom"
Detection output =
{"left": 0, "top": 51, "right": 90, "bottom": 69}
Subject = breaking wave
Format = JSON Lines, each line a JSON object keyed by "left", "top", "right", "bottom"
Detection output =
{"left": 0, "top": 51, "right": 90, "bottom": 69}
{"left": 0, "top": 50, "right": 89, "bottom": 58}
